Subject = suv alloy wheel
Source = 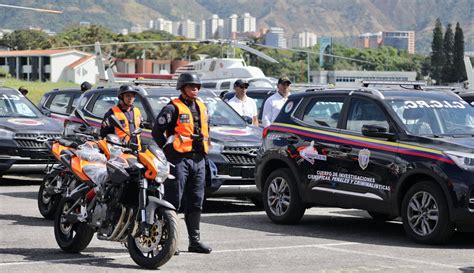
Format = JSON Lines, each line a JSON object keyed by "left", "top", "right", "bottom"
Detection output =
{"left": 263, "top": 168, "right": 305, "bottom": 224}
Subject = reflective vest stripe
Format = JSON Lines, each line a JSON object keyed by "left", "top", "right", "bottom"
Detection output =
{"left": 111, "top": 105, "right": 142, "bottom": 150}
{"left": 171, "top": 98, "right": 209, "bottom": 154}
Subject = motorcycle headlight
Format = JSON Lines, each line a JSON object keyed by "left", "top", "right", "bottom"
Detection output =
{"left": 445, "top": 151, "right": 474, "bottom": 171}
{"left": 0, "top": 128, "right": 14, "bottom": 140}
{"left": 209, "top": 142, "right": 223, "bottom": 154}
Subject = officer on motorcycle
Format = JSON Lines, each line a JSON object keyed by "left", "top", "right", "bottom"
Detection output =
{"left": 151, "top": 73, "right": 212, "bottom": 254}
{"left": 101, "top": 84, "right": 143, "bottom": 150}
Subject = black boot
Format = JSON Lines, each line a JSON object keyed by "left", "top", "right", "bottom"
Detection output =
{"left": 185, "top": 211, "right": 212, "bottom": 254}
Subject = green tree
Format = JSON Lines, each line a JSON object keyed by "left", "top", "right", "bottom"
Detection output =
{"left": 2, "top": 29, "right": 50, "bottom": 50}
{"left": 453, "top": 22, "right": 466, "bottom": 82}
{"left": 431, "top": 18, "right": 445, "bottom": 85}
{"left": 441, "top": 24, "right": 454, "bottom": 83}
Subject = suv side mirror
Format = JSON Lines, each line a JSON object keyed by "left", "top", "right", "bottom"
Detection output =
{"left": 362, "top": 124, "right": 394, "bottom": 139}
{"left": 142, "top": 121, "right": 153, "bottom": 130}
{"left": 41, "top": 109, "right": 51, "bottom": 117}
{"left": 242, "top": 116, "right": 253, "bottom": 124}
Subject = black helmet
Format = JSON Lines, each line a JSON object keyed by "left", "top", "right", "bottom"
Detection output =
{"left": 176, "top": 73, "right": 201, "bottom": 90}
{"left": 117, "top": 84, "right": 139, "bottom": 99}
{"left": 80, "top": 81, "right": 92, "bottom": 92}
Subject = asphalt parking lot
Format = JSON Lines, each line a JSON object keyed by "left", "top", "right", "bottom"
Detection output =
{"left": 1, "top": 175, "right": 474, "bottom": 272}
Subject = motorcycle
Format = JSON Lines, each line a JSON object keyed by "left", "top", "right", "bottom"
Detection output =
{"left": 38, "top": 118, "right": 99, "bottom": 219}
{"left": 53, "top": 110, "right": 178, "bottom": 269}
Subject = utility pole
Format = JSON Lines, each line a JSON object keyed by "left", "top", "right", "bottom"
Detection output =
{"left": 307, "top": 52, "right": 310, "bottom": 83}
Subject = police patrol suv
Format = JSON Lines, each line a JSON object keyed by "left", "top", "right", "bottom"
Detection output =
{"left": 0, "top": 88, "right": 62, "bottom": 175}
{"left": 255, "top": 82, "right": 474, "bottom": 244}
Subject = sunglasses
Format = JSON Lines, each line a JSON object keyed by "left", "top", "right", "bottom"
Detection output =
{"left": 239, "top": 85, "right": 249, "bottom": 89}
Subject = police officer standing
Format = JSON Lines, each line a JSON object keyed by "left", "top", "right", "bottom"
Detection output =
{"left": 101, "top": 85, "right": 143, "bottom": 149}
{"left": 151, "top": 73, "right": 212, "bottom": 254}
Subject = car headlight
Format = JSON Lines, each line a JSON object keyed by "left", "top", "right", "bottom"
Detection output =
{"left": 0, "top": 128, "right": 14, "bottom": 139}
{"left": 445, "top": 151, "right": 474, "bottom": 171}
{"left": 209, "top": 142, "right": 223, "bottom": 154}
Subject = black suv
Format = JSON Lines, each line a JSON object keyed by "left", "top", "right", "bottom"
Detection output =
{"left": 0, "top": 88, "right": 63, "bottom": 175}
{"left": 255, "top": 87, "right": 474, "bottom": 244}
{"left": 65, "top": 85, "right": 262, "bottom": 200}
{"left": 38, "top": 88, "right": 83, "bottom": 122}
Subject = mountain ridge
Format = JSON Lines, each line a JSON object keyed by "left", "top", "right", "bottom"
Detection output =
{"left": 0, "top": 0, "right": 472, "bottom": 53}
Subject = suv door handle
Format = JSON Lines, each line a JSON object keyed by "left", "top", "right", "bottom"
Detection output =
{"left": 287, "top": 136, "right": 299, "bottom": 145}
{"left": 337, "top": 144, "right": 352, "bottom": 152}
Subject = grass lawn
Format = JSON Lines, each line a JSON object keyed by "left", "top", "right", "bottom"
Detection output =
{"left": 0, "top": 78, "right": 78, "bottom": 104}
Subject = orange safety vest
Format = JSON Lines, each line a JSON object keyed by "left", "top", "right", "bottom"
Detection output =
{"left": 111, "top": 105, "right": 142, "bottom": 150}
{"left": 170, "top": 98, "right": 209, "bottom": 154}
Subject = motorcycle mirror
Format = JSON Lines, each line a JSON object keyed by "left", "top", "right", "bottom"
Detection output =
{"left": 74, "top": 109, "right": 90, "bottom": 126}
{"left": 108, "top": 115, "right": 129, "bottom": 136}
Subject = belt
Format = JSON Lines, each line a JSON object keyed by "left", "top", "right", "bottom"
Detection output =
{"left": 182, "top": 153, "right": 204, "bottom": 160}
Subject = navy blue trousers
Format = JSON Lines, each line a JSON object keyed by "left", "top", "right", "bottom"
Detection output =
{"left": 164, "top": 155, "right": 206, "bottom": 214}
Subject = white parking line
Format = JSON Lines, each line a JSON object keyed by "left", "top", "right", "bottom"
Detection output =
{"left": 317, "top": 245, "right": 461, "bottom": 269}
{"left": 0, "top": 243, "right": 358, "bottom": 267}
{"left": 0, "top": 242, "right": 462, "bottom": 269}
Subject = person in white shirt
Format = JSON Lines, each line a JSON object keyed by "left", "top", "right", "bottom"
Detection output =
{"left": 227, "top": 79, "right": 259, "bottom": 126}
{"left": 261, "top": 76, "right": 291, "bottom": 127}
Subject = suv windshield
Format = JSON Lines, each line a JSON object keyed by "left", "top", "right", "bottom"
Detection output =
{"left": 387, "top": 98, "right": 474, "bottom": 135}
{"left": 0, "top": 93, "right": 39, "bottom": 118}
{"left": 147, "top": 95, "right": 247, "bottom": 127}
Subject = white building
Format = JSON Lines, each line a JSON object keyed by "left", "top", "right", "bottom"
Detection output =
{"left": 179, "top": 20, "right": 196, "bottom": 39}
{"left": 206, "top": 14, "right": 224, "bottom": 39}
{"left": 225, "top": 14, "right": 239, "bottom": 39}
{"left": 265, "top": 27, "right": 287, "bottom": 48}
{"left": 0, "top": 49, "right": 98, "bottom": 84}
{"left": 195, "top": 20, "right": 206, "bottom": 40}
{"left": 311, "top": 70, "right": 417, "bottom": 86}
{"left": 239, "top": 13, "right": 256, "bottom": 32}
{"left": 291, "top": 31, "right": 318, "bottom": 48}
{"left": 154, "top": 18, "right": 173, "bottom": 34}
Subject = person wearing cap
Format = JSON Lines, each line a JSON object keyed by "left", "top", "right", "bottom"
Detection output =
{"left": 261, "top": 76, "right": 292, "bottom": 127}
{"left": 151, "top": 72, "right": 212, "bottom": 254}
{"left": 18, "top": 86, "right": 28, "bottom": 96}
{"left": 80, "top": 81, "right": 92, "bottom": 92}
{"left": 100, "top": 84, "right": 143, "bottom": 149}
{"left": 227, "top": 79, "right": 258, "bottom": 126}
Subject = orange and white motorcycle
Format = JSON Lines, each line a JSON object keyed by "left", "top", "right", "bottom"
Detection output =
{"left": 53, "top": 110, "right": 178, "bottom": 269}
{"left": 38, "top": 121, "right": 100, "bottom": 219}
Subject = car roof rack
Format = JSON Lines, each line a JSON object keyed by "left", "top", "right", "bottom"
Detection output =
{"left": 349, "top": 87, "right": 385, "bottom": 99}
{"left": 131, "top": 79, "right": 177, "bottom": 87}
{"left": 361, "top": 80, "right": 426, "bottom": 90}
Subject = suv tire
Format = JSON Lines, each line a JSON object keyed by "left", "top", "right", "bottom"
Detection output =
{"left": 263, "top": 168, "right": 305, "bottom": 224}
{"left": 401, "top": 181, "right": 455, "bottom": 244}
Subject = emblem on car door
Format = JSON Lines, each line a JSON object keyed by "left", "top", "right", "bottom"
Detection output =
{"left": 358, "top": 149, "right": 370, "bottom": 170}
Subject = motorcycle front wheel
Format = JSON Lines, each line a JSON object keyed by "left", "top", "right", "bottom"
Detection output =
{"left": 37, "top": 173, "right": 61, "bottom": 219}
{"left": 54, "top": 197, "right": 94, "bottom": 253}
{"left": 127, "top": 208, "right": 178, "bottom": 269}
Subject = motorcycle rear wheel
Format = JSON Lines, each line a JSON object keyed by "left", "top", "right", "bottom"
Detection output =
{"left": 54, "top": 197, "right": 94, "bottom": 253}
{"left": 127, "top": 208, "right": 178, "bottom": 269}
